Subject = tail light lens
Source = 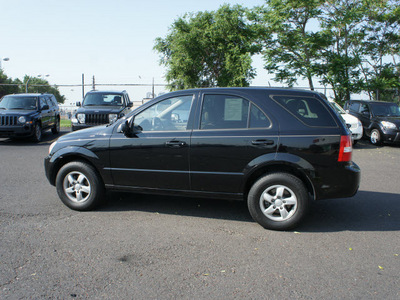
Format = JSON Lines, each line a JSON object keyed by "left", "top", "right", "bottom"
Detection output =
{"left": 338, "top": 135, "right": 352, "bottom": 162}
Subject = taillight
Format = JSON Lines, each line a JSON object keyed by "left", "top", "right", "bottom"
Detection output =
{"left": 338, "top": 135, "right": 352, "bottom": 162}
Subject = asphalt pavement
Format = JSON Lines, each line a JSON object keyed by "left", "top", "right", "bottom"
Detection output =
{"left": 0, "top": 129, "right": 399, "bottom": 299}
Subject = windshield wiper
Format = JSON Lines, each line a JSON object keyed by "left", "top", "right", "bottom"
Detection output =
{"left": 0, "top": 107, "right": 6, "bottom": 110}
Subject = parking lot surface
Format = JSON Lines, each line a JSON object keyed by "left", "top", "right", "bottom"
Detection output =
{"left": 1, "top": 129, "right": 399, "bottom": 299}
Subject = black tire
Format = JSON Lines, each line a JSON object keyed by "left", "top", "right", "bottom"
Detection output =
{"left": 52, "top": 118, "right": 60, "bottom": 134}
{"left": 33, "top": 123, "right": 42, "bottom": 142}
{"left": 370, "top": 129, "right": 382, "bottom": 146}
{"left": 352, "top": 140, "right": 357, "bottom": 145}
{"left": 56, "top": 161, "right": 105, "bottom": 211}
{"left": 247, "top": 173, "right": 309, "bottom": 231}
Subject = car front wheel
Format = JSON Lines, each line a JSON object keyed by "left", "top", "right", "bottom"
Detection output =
{"left": 247, "top": 173, "right": 309, "bottom": 230}
{"left": 370, "top": 129, "right": 382, "bottom": 146}
{"left": 33, "top": 123, "right": 42, "bottom": 142}
{"left": 56, "top": 161, "right": 105, "bottom": 211}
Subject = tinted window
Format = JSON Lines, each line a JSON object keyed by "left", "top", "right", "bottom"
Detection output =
{"left": 272, "top": 95, "right": 337, "bottom": 127}
{"left": 200, "top": 95, "right": 249, "bottom": 129}
{"left": 349, "top": 102, "right": 360, "bottom": 112}
{"left": 135, "top": 95, "right": 193, "bottom": 131}
{"left": 360, "top": 103, "right": 369, "bottom": 114}
{"left": 83, "top": 93, "right": 124, "bottom": 106}
{"left": 249, "top": 104, "right": 271, "bottom": 128}
{"left": 370, "top": 103, "right": 400, "bottom": 117}
{"left": 40, "top": 97, "right": 48, "bottom": 109}
{"left": 0, "top": 96, "right": 38, "bottom": 110}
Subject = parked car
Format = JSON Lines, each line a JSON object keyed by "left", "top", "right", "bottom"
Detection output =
{"left": 0, "top": 93, "right": 60, "bottom": 142}
{"left": 45, "top": 88, "right": 360, "bottom": 230}
{"left": 71, "top": 90, "right": 133, "bottom": 131}
{"left": 329, "top": 100, "right": 363, "bottom": 144}
{"left": 344, "top": 100, "right": 400, "bottom": 145}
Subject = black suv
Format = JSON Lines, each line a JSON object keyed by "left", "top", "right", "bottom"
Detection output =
{"left": 45, "top": 88, "right": 360, "bottom": 230}
{"left": 344, "top": 100, "right": 400, "bottom": 145}
{"left": 0, "top": 93, "right": 60, "bottom": 142}
{"left": 71, "top": 90, "right": 133, "bottom": 131}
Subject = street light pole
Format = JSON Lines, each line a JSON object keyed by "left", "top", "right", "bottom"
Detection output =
{"left": 0, "top": 57, "right": 10, "bottom": 69}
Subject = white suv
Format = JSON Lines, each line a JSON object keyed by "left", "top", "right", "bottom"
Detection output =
{"left": 329, "top": 100, "right": 363, "bottom": 144}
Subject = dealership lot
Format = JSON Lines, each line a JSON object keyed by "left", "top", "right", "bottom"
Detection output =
{"left": 0, "top": 129, "right": 399, "bottom": 299}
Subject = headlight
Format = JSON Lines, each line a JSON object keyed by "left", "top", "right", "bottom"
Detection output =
{"left": 109, "top": 114, "right": 118, "bottom": 123}
{"left": 18, "top": 116, "right": 27, "bottom": 124}
{"left": 381, "top": 121, "right": 396, "bottom": 130}
{"left": 49, "top": 141, "right": 57, "bottom": 154}
{"left": 77, "top": 113, "right": 85, "bottom": 124}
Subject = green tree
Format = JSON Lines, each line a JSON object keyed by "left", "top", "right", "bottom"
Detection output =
{"left": 0, "top": 70, "right": 20, "bottom": 98}
{"left": 154, "top": 5, "right": 260, "bottom": 90}
{"left": 359, "top": 0, "right": 400, "bottom": 101}
{"left": 23, "top": 75, "right": 65, "bottom": 103}
{"left": 254, "top": 0, "right": 327, "bottom": 90}
{"left": 316, "top": 0, "right": 367, "bottom": 103}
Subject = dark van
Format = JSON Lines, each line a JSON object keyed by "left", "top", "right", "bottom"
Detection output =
{"left": 45, "top": 88, "right": 360, "bottom": 230}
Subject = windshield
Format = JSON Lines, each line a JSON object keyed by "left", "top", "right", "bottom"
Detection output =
{"left": 0, "top": 96, "right": 38, "bottom": 110}
{"left": 370, "top": 103, "right": 400, "bottom": 117}
{"left": 82, "top": 93, "right": 124, "bottom": 106}
{"left": 330, "top": 101, "right": 346, "bottom": 114}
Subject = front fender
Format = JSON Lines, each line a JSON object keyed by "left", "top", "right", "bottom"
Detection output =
{"left": 45, "top": 146, "right": 107, "bottom": 186}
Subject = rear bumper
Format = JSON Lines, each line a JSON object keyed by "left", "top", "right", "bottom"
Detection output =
{"left": 315, "top": 161, "right": 361, "bottom": 200}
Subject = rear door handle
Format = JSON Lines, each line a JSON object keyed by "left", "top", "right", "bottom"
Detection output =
{"left": 166, "top": 140, "right": 187, "bottom": 148}
{"left": 252, "top": 139, "right": 275, "bottom": 146}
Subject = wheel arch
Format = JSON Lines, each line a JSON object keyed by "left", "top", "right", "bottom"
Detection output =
{"left": 243, "top": 157, "right": 316, "bottom": 201}
{"left": 48, "top": 147, "right": 105, "bottom": 186}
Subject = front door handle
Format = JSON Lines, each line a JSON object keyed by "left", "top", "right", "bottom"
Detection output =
{"left": 166, "top": 140, "right": 187, "bottom": 148}
{"left": 252, "top": 139, "right": 275, "bottom": 146}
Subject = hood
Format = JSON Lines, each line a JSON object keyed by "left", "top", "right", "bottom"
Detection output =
{"left": 77, "top": 106, "right": 123, "bottom": 114}
{"left": 58, "top": 124, "right": 113, "bottom": 142}
{"left": 340, "top": 113, "right": 360, "bottom": 125}
{"left": 374, "top": 115, "right": 400, "bottom": 126}
{"left": 0, "top": 110, "right": 38, "bottom": 117}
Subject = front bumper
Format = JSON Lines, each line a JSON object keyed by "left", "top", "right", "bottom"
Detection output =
{"left": 0, "top": 124, "right": 34, "bottom": 138}
{"left": 382, "top": 131, "right": 400, "bottom": 143}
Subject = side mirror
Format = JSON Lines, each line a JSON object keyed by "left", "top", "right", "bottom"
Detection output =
{"left": 76, "top": 101, "right": 81, "bottom": 107}
{"left": 119, "top": 119, "right": 142, "bottom": 137}
{"left": 127, "top": 102, "right": 133, "bottom": 108}
{"left": 42, "top": 104, "right": 49, "bottom": 110}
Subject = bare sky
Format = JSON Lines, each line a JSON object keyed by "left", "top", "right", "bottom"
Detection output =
{"left": 1, "top": 0, "right": 272, "bottom": 103}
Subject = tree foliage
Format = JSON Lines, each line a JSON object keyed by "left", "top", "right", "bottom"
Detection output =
{"left": 255, "top": 0, "right": 399, "bottom": 103}
{"left": 0, "top": 71, "right": 65, "bottom": 103}
{"left": 154, "top": 5, "right": 261, "bottom": 90}
{"left": 253, "top": 0, "right": 327, "bottom": 90}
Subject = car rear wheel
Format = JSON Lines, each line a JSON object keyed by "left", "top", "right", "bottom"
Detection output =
{"left": 247, "top": 173, "right": 309, "bottom": 230}
{"left": 370, "top": 129, "right": 382, "bottom": 146}
{"left": 56, "top": 161, "right": 105, "bottom": 211}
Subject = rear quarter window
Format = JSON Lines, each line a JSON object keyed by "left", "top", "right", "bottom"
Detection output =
{"left": 271, "top": 95, "right": 337, "bottom": 127}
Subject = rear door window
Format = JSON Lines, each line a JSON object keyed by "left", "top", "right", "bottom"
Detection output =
{"left": 272, "top": 95, "right": 337, "bottom": 127}
{"left": 199, "top": 94, "right": 272, "bottom": 130}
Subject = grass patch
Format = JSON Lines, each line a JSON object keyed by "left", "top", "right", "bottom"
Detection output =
{"left": 60, "top": 119, "right": 71, "bottom": 127}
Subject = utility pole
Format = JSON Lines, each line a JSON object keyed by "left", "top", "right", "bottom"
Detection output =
{"left": 92, "top": 75, "right": 95, "bottom": 91}
{"left": 152, "top": 77, "right": 155, "bottom": 98}
{"left": 82, "top": 73, "right": 85, "bottom": 99}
